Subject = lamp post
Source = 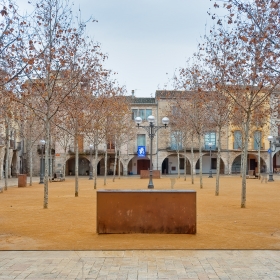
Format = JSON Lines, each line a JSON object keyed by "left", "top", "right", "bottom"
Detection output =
{"left": 208, "top": 142, "right": 213, "bottom": 178}
{"left": 89, "top": 144, "right": 93, "bottom": 180}
{"left": 135, "top": 115, "right": 169, "bottom": 189}
{"left": 268, "top": 135, "right": 275, "bottom": 182}
{"left": 39, "top": 139, "right": 45, "bottom": 184}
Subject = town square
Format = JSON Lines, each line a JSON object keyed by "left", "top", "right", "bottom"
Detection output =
{"left": 1, "top": 0, "right": 280, "bottom": 279}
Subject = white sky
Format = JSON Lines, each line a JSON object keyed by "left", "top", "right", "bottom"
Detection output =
{"left": 17, "top": 0, "right": 216, "bottom": 97}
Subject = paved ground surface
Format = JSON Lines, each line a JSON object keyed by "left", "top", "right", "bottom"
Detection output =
{"left": 1, "top": 176, "right": 280, "bottom": 279}
{"left": 1, "top": 175, "right": 280, "bottom": 250}
{"left": 0, "top": 250, "right": 280, "bottom": 279}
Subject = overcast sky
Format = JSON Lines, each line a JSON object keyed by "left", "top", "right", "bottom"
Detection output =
{"left": 18, "top": 0, "right": 215, "bottom": 97}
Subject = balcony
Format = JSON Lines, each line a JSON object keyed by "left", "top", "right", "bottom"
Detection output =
{"left": 68, "top": 147, "right": 105, "bottom": 155}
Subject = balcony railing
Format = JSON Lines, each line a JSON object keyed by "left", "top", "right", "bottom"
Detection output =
{"left": 68, "top": 147, "right": 106, "bottom": 155}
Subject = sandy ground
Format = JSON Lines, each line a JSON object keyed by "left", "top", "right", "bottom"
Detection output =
{"left": 0, "top": 175, "right": 280, "bottom": 250}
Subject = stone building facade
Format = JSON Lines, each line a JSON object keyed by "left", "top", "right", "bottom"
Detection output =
{"left": 24, "top": 90, "right": 280, "bottom": 178}
{"left": 51, "top": 90, "right": 277, "bottom": 177}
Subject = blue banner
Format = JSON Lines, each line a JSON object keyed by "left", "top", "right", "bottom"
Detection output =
{"left": 137, "top": 146, "right": 146, "bottom": 157}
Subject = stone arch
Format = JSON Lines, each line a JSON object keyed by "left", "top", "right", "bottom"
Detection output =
{"left": 99, "top": 155, "right": 124, "bottom": 176}
{"left": 66, "top": 156, "right": 90, "bottom": 176}
{"left": 161, "top": 153, "right": 191, "bottom": 175}
{"left": 194, "top": 152, "right": 226, "bottom": 174}
{"left": 127, "top": 155, "right": 151, "bottom": 175}
{"left": 231, "top": 153, "right": 267, "bottom": 174}
{"left": 272, "top": 150, "right": 280, "bottom": 173}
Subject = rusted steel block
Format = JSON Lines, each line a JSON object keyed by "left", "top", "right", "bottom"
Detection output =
{"left": 18, "top": 174, "right": 27, "bottom": 188}
{"left": 140, "top": 170, "right": 160, "bottom": 179}
{"left": 97, "top": 190, "right": 196, "bottom": 234}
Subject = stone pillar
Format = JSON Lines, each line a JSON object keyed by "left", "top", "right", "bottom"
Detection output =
{"left": 121, "top": 159, "right": 128, "bottom": 176}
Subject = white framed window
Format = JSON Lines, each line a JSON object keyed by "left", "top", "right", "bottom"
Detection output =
{"left": 234, "top": 131, "right": 242, "bottom": 149}
{"left": 137, "top": 134, "right": 146, "bottom": 146}
{"left": 131, "top": 109, "right": 153, "bottom": 121}
{"left": 205, "top": 132, "right": 216, "bottom": 149}
{"left": 171, "top": 131, "right": 183, "bottom": 150}
{"left": 254, "top": 131, "right": 262, "bottom": 149}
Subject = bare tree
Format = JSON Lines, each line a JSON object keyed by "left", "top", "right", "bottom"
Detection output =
{"left": 205, "top": 0, "right": 280, "bottom": 207}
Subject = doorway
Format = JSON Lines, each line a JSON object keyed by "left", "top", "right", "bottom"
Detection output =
{"left": 137, "top": 159, "right": 150, "bottom": 175}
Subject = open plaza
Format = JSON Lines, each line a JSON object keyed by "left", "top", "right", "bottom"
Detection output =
{"left": 1, "top": 175, "right": 280, "bottom": 250}
{"left": 0, "top": 175, "right": 280, "bottom": 279}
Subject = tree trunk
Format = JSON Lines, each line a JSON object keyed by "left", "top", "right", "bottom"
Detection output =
{"left": 177, "top": 150, "right": 180, "bottom": 178}
{"left": 49, "top": 136, "right": 52, "bottom": 182}
{"left": 199, "top": 135, "right": 203, "bottom": 189}
{"left": 191, "top": 137, "right": 194, "bottom": 184}
{"left": 75, "top": 135, "right": 79, "bottom": 197}
{"left": 215, "top": 127, "right": 221, "bottom": 196}
{"left": 104, "top": 149, "right": 107, "bottom": 185}
{"left": 4, "top": 117, "right": 10, "bottom": 191}
{"left": 113, "top": 143, "right": 117, "bottom": 182}
{"left": 63, "top": 147, "right": 67, "bottom": 178}
{"left": 241, "top": 114, "right": 251, "bottom": 208}
{"left": 240, "top": 149, "right": 244, "bottom": 177}
{"left": 118, "top": 150, "right": 121, "bottom": 179}
{"left": 184, "top": 147, "right": 187, "bottom": 181}
{"left": 258, "top": 140, "right": 261, "bottom": 179}
{"left": 43, "top": 119, "right": 50, "bottom": 209}
{"left": 94, "top": 139, "right": 98, "bottom": 189}
{"left": 29, "top": 140, "right": 33, "bottom": 187}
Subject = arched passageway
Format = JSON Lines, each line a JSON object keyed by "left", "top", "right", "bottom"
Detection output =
{"left": 127, "top": 155, "right": 150, "bottom": 175}
{"left": 231, "top": 154, "right": 266, "bottom": 174}
{"left": 66, "top": 157, "right": 90, "bottom": 176}
{"left": 272, "top": 150, "right": 280, "bottom": 173}
{"left": 162, "top": 154, "right": 191, "bottom": 175}
{"left": 195, "top": 154, "right": 225, "bottom": 174}
{"left": 99, "top": 156, "right": 123, "bottom": 175}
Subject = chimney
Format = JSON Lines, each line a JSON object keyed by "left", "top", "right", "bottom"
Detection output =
{"left": 132, "top": 90, "right": 135, "bottom": 98}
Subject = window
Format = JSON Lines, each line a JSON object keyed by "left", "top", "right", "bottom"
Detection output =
{"left": 234, "top": 131, "right": 242, "bottom": 149}
{"left": 137, "top": 134, "right": 146, "bottom": 146}
{"left": 253, "top": 131, "right": 262, "bottom": 150}
{"left": 132, "top": 109, "right": 138, "bottom": 120}
{"left": 204, "top": 132, "right": 216, "bottom": 149}
{"left": 171, "top": 131, "right": 182, "bottom": 150}
{"left": 146, "top": 109, "right": 152, "bottom": 119}
{"left": 131, "top": 109, "right": 152, "bottom": 121}
{"left": 139, "top": 109, "right": 146, "bottom": 120}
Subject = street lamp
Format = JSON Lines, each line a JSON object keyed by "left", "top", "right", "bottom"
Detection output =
{"left": 89, "top": 144, "right": 93, "bottom": 180}
{"left": 39, "top": 139, "right": 45, "bottom": 184}
{"left": 135, "top": 115, "right": 169, "bottom": 189}
{"left": 208, "top": 142, "right": 213, "bottom": 178}
{"left": 267, "top": 135, "right": 275, "bottom": 182}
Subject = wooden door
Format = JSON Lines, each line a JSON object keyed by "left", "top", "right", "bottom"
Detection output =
{"left": 137, "top": 159, "right": 150, "bottom": 175}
